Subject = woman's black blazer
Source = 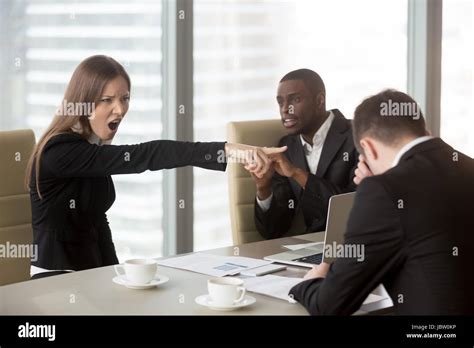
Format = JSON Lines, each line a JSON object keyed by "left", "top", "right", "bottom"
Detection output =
{"left": 30, "top": 132, "right": 226, "bottom": 271}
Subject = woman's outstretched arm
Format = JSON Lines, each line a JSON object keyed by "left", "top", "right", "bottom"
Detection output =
{"left": 42, "top": 133, "right": 286, "bottom": 178}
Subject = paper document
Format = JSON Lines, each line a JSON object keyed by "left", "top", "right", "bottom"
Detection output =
{"left": 361, "top": 294, "right": 386, "bottom": 305}
{"left": 282, "top": 242, "right": 324, "bottom": 251}
{"left": 243, "top": 275, "right": 304, "bottom": 302}
{"left": 155, "top": 253, "right": 272, "bottom": 277}
{"left": 358, "top": 293, "right": 392, "bottom": 313}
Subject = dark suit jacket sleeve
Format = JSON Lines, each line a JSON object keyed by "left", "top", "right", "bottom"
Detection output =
{"left": 43, "top": 134, "right": 227, "bottom": 177}
{"left": 289, "top": 177, "right": 405, "bottom": 315}
{"left": 254, "top": 171, "right": 297, "bottom": 239}
{"left": 300, "top": 157, "right": 357, "bottom": 231}
{"left": 97, "top": 213, "right": 119, "bottom": 266}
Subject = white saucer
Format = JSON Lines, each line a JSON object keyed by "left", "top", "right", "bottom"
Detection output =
{"left": 195, "top": 294, "right": 256, "bottom": 311}
{"left": 112, "top": 274, "right": 169, "bottom": 289}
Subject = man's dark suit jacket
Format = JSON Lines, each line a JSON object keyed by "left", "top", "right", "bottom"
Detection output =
{"left": 290, "top": 138, "right": 474, "bottom": 315}
{"left": 254, "top": 109, "right": 357, "bottom": 239}
{"left": 30, "top": 132, "right": 226, "bottom": 271}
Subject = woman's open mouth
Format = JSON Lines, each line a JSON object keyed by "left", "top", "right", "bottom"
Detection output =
{"left": 108, "top": 120, "right": 121, "bottom": 131}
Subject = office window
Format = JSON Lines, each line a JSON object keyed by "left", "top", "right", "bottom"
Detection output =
{"left": 441, "top": 0, "right": 473, "bottom": 158}
{"left": 0, "top": 0, "right": 164, "bottom": 261}
{"left": 193, "top": 0, "right": 408, "bottom": 250}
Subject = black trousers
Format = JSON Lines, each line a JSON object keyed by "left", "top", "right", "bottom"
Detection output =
{"left": 31, "top": 270, "right": 72, "bottom": 280}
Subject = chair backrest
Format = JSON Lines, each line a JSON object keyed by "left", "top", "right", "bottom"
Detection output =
{"left": 0, "top": 129, "right": 35, "bottom": 285}
{"left": 227, "top": 119, "right": 306, "bottom": 245}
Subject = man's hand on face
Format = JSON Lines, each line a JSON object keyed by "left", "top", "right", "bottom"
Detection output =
{"left": 303, "top": 262, "right": 330, "bottom": 280}
{"left": 353, "top": 154, "right": 374, "bottom": 185}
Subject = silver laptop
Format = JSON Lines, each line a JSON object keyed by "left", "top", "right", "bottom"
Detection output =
{"left": 263, "top": 192, "right": 356, "bottom": 268}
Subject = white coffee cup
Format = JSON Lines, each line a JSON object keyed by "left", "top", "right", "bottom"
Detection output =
{"left": 208, "top": 277, "right": 246, "bottom": 307}
{"left": 114, "top": 259, "right": 157, "bottom": 284}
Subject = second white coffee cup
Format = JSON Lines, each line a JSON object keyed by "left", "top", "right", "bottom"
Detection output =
{"left": 208, "top": 277, "right": 246, "bottom": 307}
{"left": 114, "top": 259, "right": 157, "bottom": 284}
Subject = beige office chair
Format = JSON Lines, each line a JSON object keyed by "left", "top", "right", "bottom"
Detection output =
{"left": 0, "top": 129, "right": 35, "bottom": 285}
{"left": 227, "top": 120, "right": 306, "bottom": 245}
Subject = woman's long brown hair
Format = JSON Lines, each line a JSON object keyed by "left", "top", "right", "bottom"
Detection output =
{"left": 25, "top": 55, "right": 131, "bottom": 199}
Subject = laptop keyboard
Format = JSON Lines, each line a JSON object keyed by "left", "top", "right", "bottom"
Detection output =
{"left": 292, "top": 253, "right": 323, "bottom": 265}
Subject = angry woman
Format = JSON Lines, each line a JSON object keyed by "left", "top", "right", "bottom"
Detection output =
{"left": 26, "top": 55, "right": 285, "bottom": 278}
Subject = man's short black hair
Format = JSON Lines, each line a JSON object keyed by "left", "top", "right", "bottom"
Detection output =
{"left": 353, "top": 89, "right": 427, "bottom": 153}
{"left": 280, "top": 69, "right": 326, "bottom": 97}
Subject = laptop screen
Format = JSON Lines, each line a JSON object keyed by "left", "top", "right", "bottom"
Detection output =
{"left": 322, "top": 192, "right": 356, "bottom": 263}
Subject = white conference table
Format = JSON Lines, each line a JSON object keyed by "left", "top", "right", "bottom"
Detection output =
{"left": 0, "top": 232, "right": 393, "bottom": 315}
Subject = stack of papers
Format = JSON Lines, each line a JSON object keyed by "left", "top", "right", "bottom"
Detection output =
{"left": 155, "top": 253, "right": 272, "bottom": 277}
